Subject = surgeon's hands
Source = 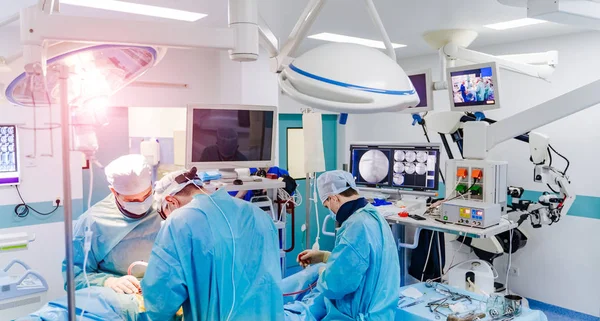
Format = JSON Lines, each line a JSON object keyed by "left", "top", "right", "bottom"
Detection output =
{"left": 297, "top": 250, "right": 331, "bottom": 268}
{"left": 104, "top": 275, "right": 141, "bottom": 294}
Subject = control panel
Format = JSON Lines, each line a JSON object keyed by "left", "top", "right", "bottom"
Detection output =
{"left": 441, "top": 200, "right": 502, "bottom": 228}
{"left": 445, "top": 159, "right": 508, "bottom": 214}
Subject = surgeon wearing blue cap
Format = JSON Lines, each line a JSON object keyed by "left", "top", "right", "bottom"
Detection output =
{"left": 141, "top": 167, "right": 283, "bottom": 321}
{"left": 297, "top": 170, "right": 400, "bottom": 321}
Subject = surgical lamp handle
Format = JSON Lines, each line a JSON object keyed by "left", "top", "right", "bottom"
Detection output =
{"left": 397, "top": 227, "right": 422, "bottom": 250}
{"left": 362, "top": 0, "right": 396, "bottom": 61}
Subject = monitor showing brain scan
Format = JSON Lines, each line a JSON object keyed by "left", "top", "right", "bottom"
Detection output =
{"left": 350, "top": 143, "right": 440, "bottom": 191}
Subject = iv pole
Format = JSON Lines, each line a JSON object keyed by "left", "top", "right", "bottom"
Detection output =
{"left": 58, "top": 64, "right": 76, "bottom": 321}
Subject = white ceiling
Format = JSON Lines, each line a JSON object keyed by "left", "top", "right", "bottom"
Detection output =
{"left": 0, "top": 0, "right": 589, "bottom": 59}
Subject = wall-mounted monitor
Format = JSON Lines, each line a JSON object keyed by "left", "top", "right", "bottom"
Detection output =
{"left": 186, "top": 105, "right": 277, "bottom": 170}
{"left": 447, "top": 62, "right": 500, "bottom": 112}
{"left": 401, "top": 69, "right": 433, "bottom": 114}
{"left": 350, "top": 142, "right": 441, "bottom": 191}
{"left": 0, "top": 125, "right": 20, "bottom": 186}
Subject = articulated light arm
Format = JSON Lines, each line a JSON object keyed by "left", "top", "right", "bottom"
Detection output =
{"left": 258, "top": 15, "right": 279, "bottom": 58}
{"left": 272, "top": 0, "right": 327, "bottom": 72}
{"left": 272, "top": 0, "right": 397, "bottom": 72}
{"left": 442, "top": 43, "right": 556, "bottom": 80}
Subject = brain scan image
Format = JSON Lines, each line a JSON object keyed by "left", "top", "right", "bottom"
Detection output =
{"left": 416, "top": 163, "right": 427, "bottom": 175}
{"left": 358, "top": 150, "right": 389, "bottom": 184}
{"left": 393, "top": 173, "right": 404, "bottom": 186}
{"left": 416, "top": 151, "right": 428, "bottom": 163}
{"left": 393, "top": 162, "right": 405, "bottom": 173}
{"left": 405, "top": 163, "right": 416, "bottom": 174}
{"left": 0, "top": 127, "right": 6, "bottom": 135}
{"left": 394, "top": 150, "right": 405, "bottom": 162}
{"left": 405, "top": 151, "right": 416, "bottom": 162}
{"left": 0, "top": 136, "right": 6, "bottom": 144}
{"left": 8, "top": 144, "right": 14, "bottom": 152}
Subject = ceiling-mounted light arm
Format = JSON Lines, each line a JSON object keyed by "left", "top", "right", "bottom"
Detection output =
{"left": 258, "top": 15, "right": 279, "bottom": 58}
{"left": 273, "top": 0, "right": 396, "bottom": 72}
{"left": 362, "top": 0, "right": 396, "bottom": 61}
{"left": 0, "top": 13, "right": 19, "bottom": 29}
{"left": 442, "top": 43, "right": 556, "bottom": 80}
{"left": 272, "top": 0, "right": 327, "bottom": 72}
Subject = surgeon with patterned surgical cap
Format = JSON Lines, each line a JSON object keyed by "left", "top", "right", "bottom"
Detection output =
{"left": 63, "top": 154, "right": 162, "bottom": 295}
{"left": 142, "top": 167, "right": 283, "bottom": 321}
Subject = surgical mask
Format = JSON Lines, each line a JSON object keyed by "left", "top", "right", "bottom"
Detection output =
{"left": 119, "top": 196, "right": 153, "bottom": 216}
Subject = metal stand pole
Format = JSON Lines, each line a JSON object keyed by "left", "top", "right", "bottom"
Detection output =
{"left": 59, "top": 64, "right": 76, "bottom": 321}
{"left": 305, "top": 173, "right": 311, "bottom": 249}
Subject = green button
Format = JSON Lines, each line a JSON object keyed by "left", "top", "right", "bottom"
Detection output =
{"left": 443, "top": 216, "right": 448, "bottom": 220}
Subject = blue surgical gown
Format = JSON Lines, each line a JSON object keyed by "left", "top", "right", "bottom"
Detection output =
{"left": 63, "top": 194, "right": 162, "bottom": 290}
{"left": 141, "top": 188, "right": 284, "bottom": 321}
{"left": 319, "top": 204, "right": 400, "bottom": 321}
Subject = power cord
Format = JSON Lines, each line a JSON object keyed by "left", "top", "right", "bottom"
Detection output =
{"left": 14, "top": 186, "right": 60, "bottom": 218}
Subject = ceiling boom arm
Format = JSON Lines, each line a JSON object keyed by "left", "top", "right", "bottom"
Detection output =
{"left": 486, "top": 78, "right": 600, "bottom": 152}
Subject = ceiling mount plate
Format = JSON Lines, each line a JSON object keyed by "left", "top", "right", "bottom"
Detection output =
{"left": 422, "top": 29, "right": 478, "bottom": 50}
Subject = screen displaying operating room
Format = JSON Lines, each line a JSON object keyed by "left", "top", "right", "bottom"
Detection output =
{"left": 350, "top": 143, "right": 440, "bottom": 191}
{"left": 450, "top": 66, "right": 495, "bottom": 107}
{"left": 190, "top": 109, "right": 274, "bottom": 163}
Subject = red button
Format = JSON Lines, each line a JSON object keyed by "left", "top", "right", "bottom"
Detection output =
{"left": 399, "top": 212, "right": 409, "bottom": 217}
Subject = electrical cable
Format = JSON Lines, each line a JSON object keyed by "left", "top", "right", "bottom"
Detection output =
{"left": 79, "top": 227, "right": 93, "bottom": 320}
{"left": 436, "top": 232, "right": 443, "bottom": 281}
{"left": 14, "top": 186, "right": 60, "bottom": 218}
{"left": 549, "top": 144, "right": 570, "bottom": 174}
{"left": 505, "top": 226, "right": 514, "bottom": 295}
{"left": 311, "top": 175, "right": 321, "bottom": 250}
{"left": 421, "top": 232, "right": 436, "bottom": 282}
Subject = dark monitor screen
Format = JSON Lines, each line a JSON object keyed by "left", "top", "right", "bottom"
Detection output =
{"left": 408, "top": 73, "right": 427, "bottom": 108}
{"left": 350, "top": 143, "right": 440, "bottom": 191}
{"left": 190, "top": 109, "right": 274, "bottom": 163}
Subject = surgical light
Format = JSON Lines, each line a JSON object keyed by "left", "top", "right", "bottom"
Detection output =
{"left": 60, "top": 0, "right": 207, "bottom": 22}
{"left": 279, "top": 43, "right": 419, "bottom": 113}
{"left": 5, "top": 44, "right": 158, "bottom": 107}
{"left": 307, "top": 32, "right": 406, "bottom": 49}
{"left": 483, "top": 18, "right": 547, "bottom": 30}
{"left": 275, "top": 0, "right": 419, "bottom": 114}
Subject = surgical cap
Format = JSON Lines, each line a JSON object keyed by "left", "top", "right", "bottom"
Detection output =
{"left": 104, "top": 154, "right": 152, "bottom": 196}
{"left": 316, "top": 170, "right": 357, "bottom": 203}
{"left": 154, "top": 167, "right": 204, "bottom": 206}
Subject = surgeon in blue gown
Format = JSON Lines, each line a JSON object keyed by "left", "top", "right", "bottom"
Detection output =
{"left": 296, "top": 170, "right": 400, "bottom": 321}
{"left": 63, "top": 154, "right": 162, "bottom": 294}
{"left": 141, "top": 167, "right": 283, "bottom": 321}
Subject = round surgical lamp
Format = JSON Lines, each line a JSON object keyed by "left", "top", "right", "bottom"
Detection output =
{"left": 279, "top": 43, "right": 420, "bottom": 114}
{"left": 4, "top": 43, "right": 160, "bottom": 107}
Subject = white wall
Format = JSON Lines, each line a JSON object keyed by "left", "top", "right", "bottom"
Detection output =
{"left": 345, "top": 31, "right": 600, "bottom": 315}
{"left": 0, "top": 103, "right": 84, "bottom": 304}
{"left": 127, "top": 48, "right": 280, "bottom": 162}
